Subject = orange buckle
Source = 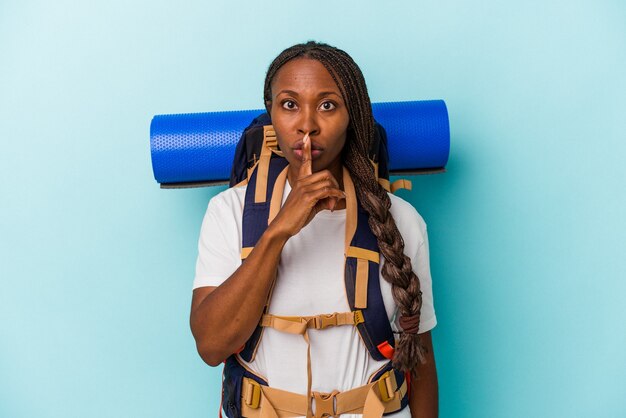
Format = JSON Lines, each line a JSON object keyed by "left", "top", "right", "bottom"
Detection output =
{"left": 377, "top": 341, "right": 395, "bottom": 360}
{"left": 245, "top": 379, "right": 261, "bottom": 409}
{"left": 353, "top": 310, "right": 364, "bottom": 325}
{"left": 315, "top": 313, "right": 338, "bottom": 329}
{"left": 377, "top": 371, "right": 397, "bottom": 403}
{"left": 312, "top": 390, "right": 339, "bottom": 417}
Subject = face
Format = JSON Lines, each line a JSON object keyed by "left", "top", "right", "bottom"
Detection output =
{"left": 268, "top": 58, "right": 350, "bottom": 176}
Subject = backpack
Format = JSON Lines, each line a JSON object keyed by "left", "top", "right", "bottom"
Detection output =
{"left": 221, "top": 114, "right": 410, "bottom": 418}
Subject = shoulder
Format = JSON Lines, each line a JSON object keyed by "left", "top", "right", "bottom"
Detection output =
{"left": 387, "top": 193, "right": 427, "bottom": 247}
{"left": 205, "top": 184, "right": 247, "bottom": 217}
{"left": 197, "top": 186, "right": 247, "bottom": 257}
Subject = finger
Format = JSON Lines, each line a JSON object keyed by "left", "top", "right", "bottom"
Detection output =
{"left": 306, "top": 188, "right": 346, "bottom": 206}
{"left": 298, "top": 132, "right": 312, "bottom": 178}
{"left": 298, "top": 170, "right": 340, "bottom": 189}
{"left": 299, "top": 181, "right": 347, "bottom": 204}
{"left": 301, "top": 178, "right": 339, "bottom": 192}
{"left": 314, "top": 195, "right": 343, "bottom": 214}
{"left": 328, "top": 197, "right": 338, "bottom": 212}
{"left": 328, "top": 173, "right": 340, "bottom": 189}
{"left": 307, "top": 189, "right": 345, "bottom": 217}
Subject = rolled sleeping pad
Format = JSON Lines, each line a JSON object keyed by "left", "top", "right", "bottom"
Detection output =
{"left": 150, "top": 100, "right": 450, "bottom": 187}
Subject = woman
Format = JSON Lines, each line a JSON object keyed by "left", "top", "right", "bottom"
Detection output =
{"left": 190, "top": 41, "right": 438, "bottom": 417}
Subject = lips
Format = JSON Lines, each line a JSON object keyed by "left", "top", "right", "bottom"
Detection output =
{"left": 292, "top": 139, "right": 323, "bottom": 150}
{"left": 294, "top": 149, "right": 323, "bottom": 159}
{"left": 292, "top": 139, "right": 323, "bottom": 160}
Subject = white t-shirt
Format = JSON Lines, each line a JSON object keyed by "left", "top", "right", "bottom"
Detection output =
{"left": 194, "top": 182, "right": 436, "bottom": 418}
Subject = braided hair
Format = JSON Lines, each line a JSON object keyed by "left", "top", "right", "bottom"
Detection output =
{"left": 263, "top": 41, "right": 426, "bottom": 373}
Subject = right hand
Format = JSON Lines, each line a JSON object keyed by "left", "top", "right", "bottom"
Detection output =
{"left": 269, "top": 133, "right": 346, "bottom": 238}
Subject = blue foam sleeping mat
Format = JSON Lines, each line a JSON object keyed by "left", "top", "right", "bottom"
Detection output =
{"left": 150, "top": 100, "right": 450, "bottom": 188}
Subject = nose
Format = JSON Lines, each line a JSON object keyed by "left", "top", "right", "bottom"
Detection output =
{"left": 296, "top": 106, "right": 320, "bottom": 136}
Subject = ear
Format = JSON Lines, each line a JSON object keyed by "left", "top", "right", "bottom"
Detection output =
{"left": 265, "top": 100, "right": 273, "bottom": 113}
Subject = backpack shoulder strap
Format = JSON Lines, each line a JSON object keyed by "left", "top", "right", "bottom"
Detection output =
{"left": 239, "top": 144, "right": 288, "bottom": 362}
{"left": 342, "top": 168, "right": 396, "bottom": 362}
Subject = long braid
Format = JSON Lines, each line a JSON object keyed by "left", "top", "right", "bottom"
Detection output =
{"left": 264, "top": 42, "right": 426, "bottom": 373}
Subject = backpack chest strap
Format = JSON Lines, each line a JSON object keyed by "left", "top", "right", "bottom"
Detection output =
{"left": 260, "top": 311, "right": 364, "bottom": 335}
{"left": 258, "top": 309, "right": 367, "bottom": 417}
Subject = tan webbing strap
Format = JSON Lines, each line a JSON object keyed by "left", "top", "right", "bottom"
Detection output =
{"left": 346, "top": 246, "right": 380, "bottom": 264}
{"left": 240, "top": 369, "right": 407, "bottom": 417}
{"left": 362, "top": 385, "right": 386, "bottom": 417}
{"left": 241, "top": 247, "right": 253, "bottom": 260}
{"left": 390, "top": 178, "right": 412, "bottom": 193}
{"left": 255, "top": 126, "right": 276, "bottom": 204}
{"left": 268, "top": 166, "right": 289, "bottom": 225}
{"left": 304, "top": 330, "right": 313, "bottom": 418}
{"left": 260, "top": 315, "right": 308, "bottom": 335}
{"left": 234, "top": 178, "right": 248, "bottom": 188}
{"left": 378, "top": 178, "right": 412, "bottom": 193}
{"left": 241, "top": 379, "right": 306, "bottom": 417}
{"left": 342, "top": 167, "right": 357, "bottom": 255}
{"left": 260, "top": 311, "right": 364, "bottom": 333}
{"left": 335, "top": 385, "right": 373, "bottom": 415}
{"left": 355, "top": 258, "right": 369, "bottom": 309}
{"left": 340, "top": 371, "right": 406, "bottom": 416}
{"left": 378, "top": 178, "right": 391, "bottom": 192}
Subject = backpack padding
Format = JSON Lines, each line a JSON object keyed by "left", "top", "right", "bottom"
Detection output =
{"left": 150, "top": 100, "right": 449, "bottom": 186}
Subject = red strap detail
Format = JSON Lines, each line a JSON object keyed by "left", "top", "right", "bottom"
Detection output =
{"left": 222, "top": 345, "right": 245, "bottom": 364}
{"left": 223, "top": 345, "right": 245, "bottom": 364}
{"left": 219, "top": 367, "right": 225, "bottom": 417}
{"left": 405, "top": 371, "right": 412, "bottom": 398}
{"left": 377, "top": 341, "right": 395, "bottom": 359}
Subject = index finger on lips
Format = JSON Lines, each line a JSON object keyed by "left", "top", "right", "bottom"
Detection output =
{"left": 298, "top": 132, "right": 312, "bottom": 178}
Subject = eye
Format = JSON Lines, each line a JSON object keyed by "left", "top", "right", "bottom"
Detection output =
{"left": 319, "top": 101, "right": 336, "bottom": 111}
{"left": 282, "top": 100, "right": 297, "bottom": 110}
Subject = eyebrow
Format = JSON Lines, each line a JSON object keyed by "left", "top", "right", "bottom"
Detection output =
{"left": 275, "top": 89, "right": 342, "bottom": 98}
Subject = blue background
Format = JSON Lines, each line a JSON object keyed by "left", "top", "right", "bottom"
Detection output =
{"left": 1, "top": 1, "right": 625, "bottom": 417}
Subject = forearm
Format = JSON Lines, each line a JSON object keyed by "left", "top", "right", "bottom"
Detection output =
{"left": 190, "top": 224, "right": 289, "bottom": 365}
{"left": 190, "top": 161, "right": 345, "bottom": 366}
{"left": 409, "top": 332, "right": 438, "bottom": 418}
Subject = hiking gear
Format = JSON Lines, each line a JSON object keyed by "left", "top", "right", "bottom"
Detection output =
{"left": 149, "top": 100, "right": 450, "bottom": 188}
{"left": 220, "top": 123, "right": 410, "bottom": 417}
